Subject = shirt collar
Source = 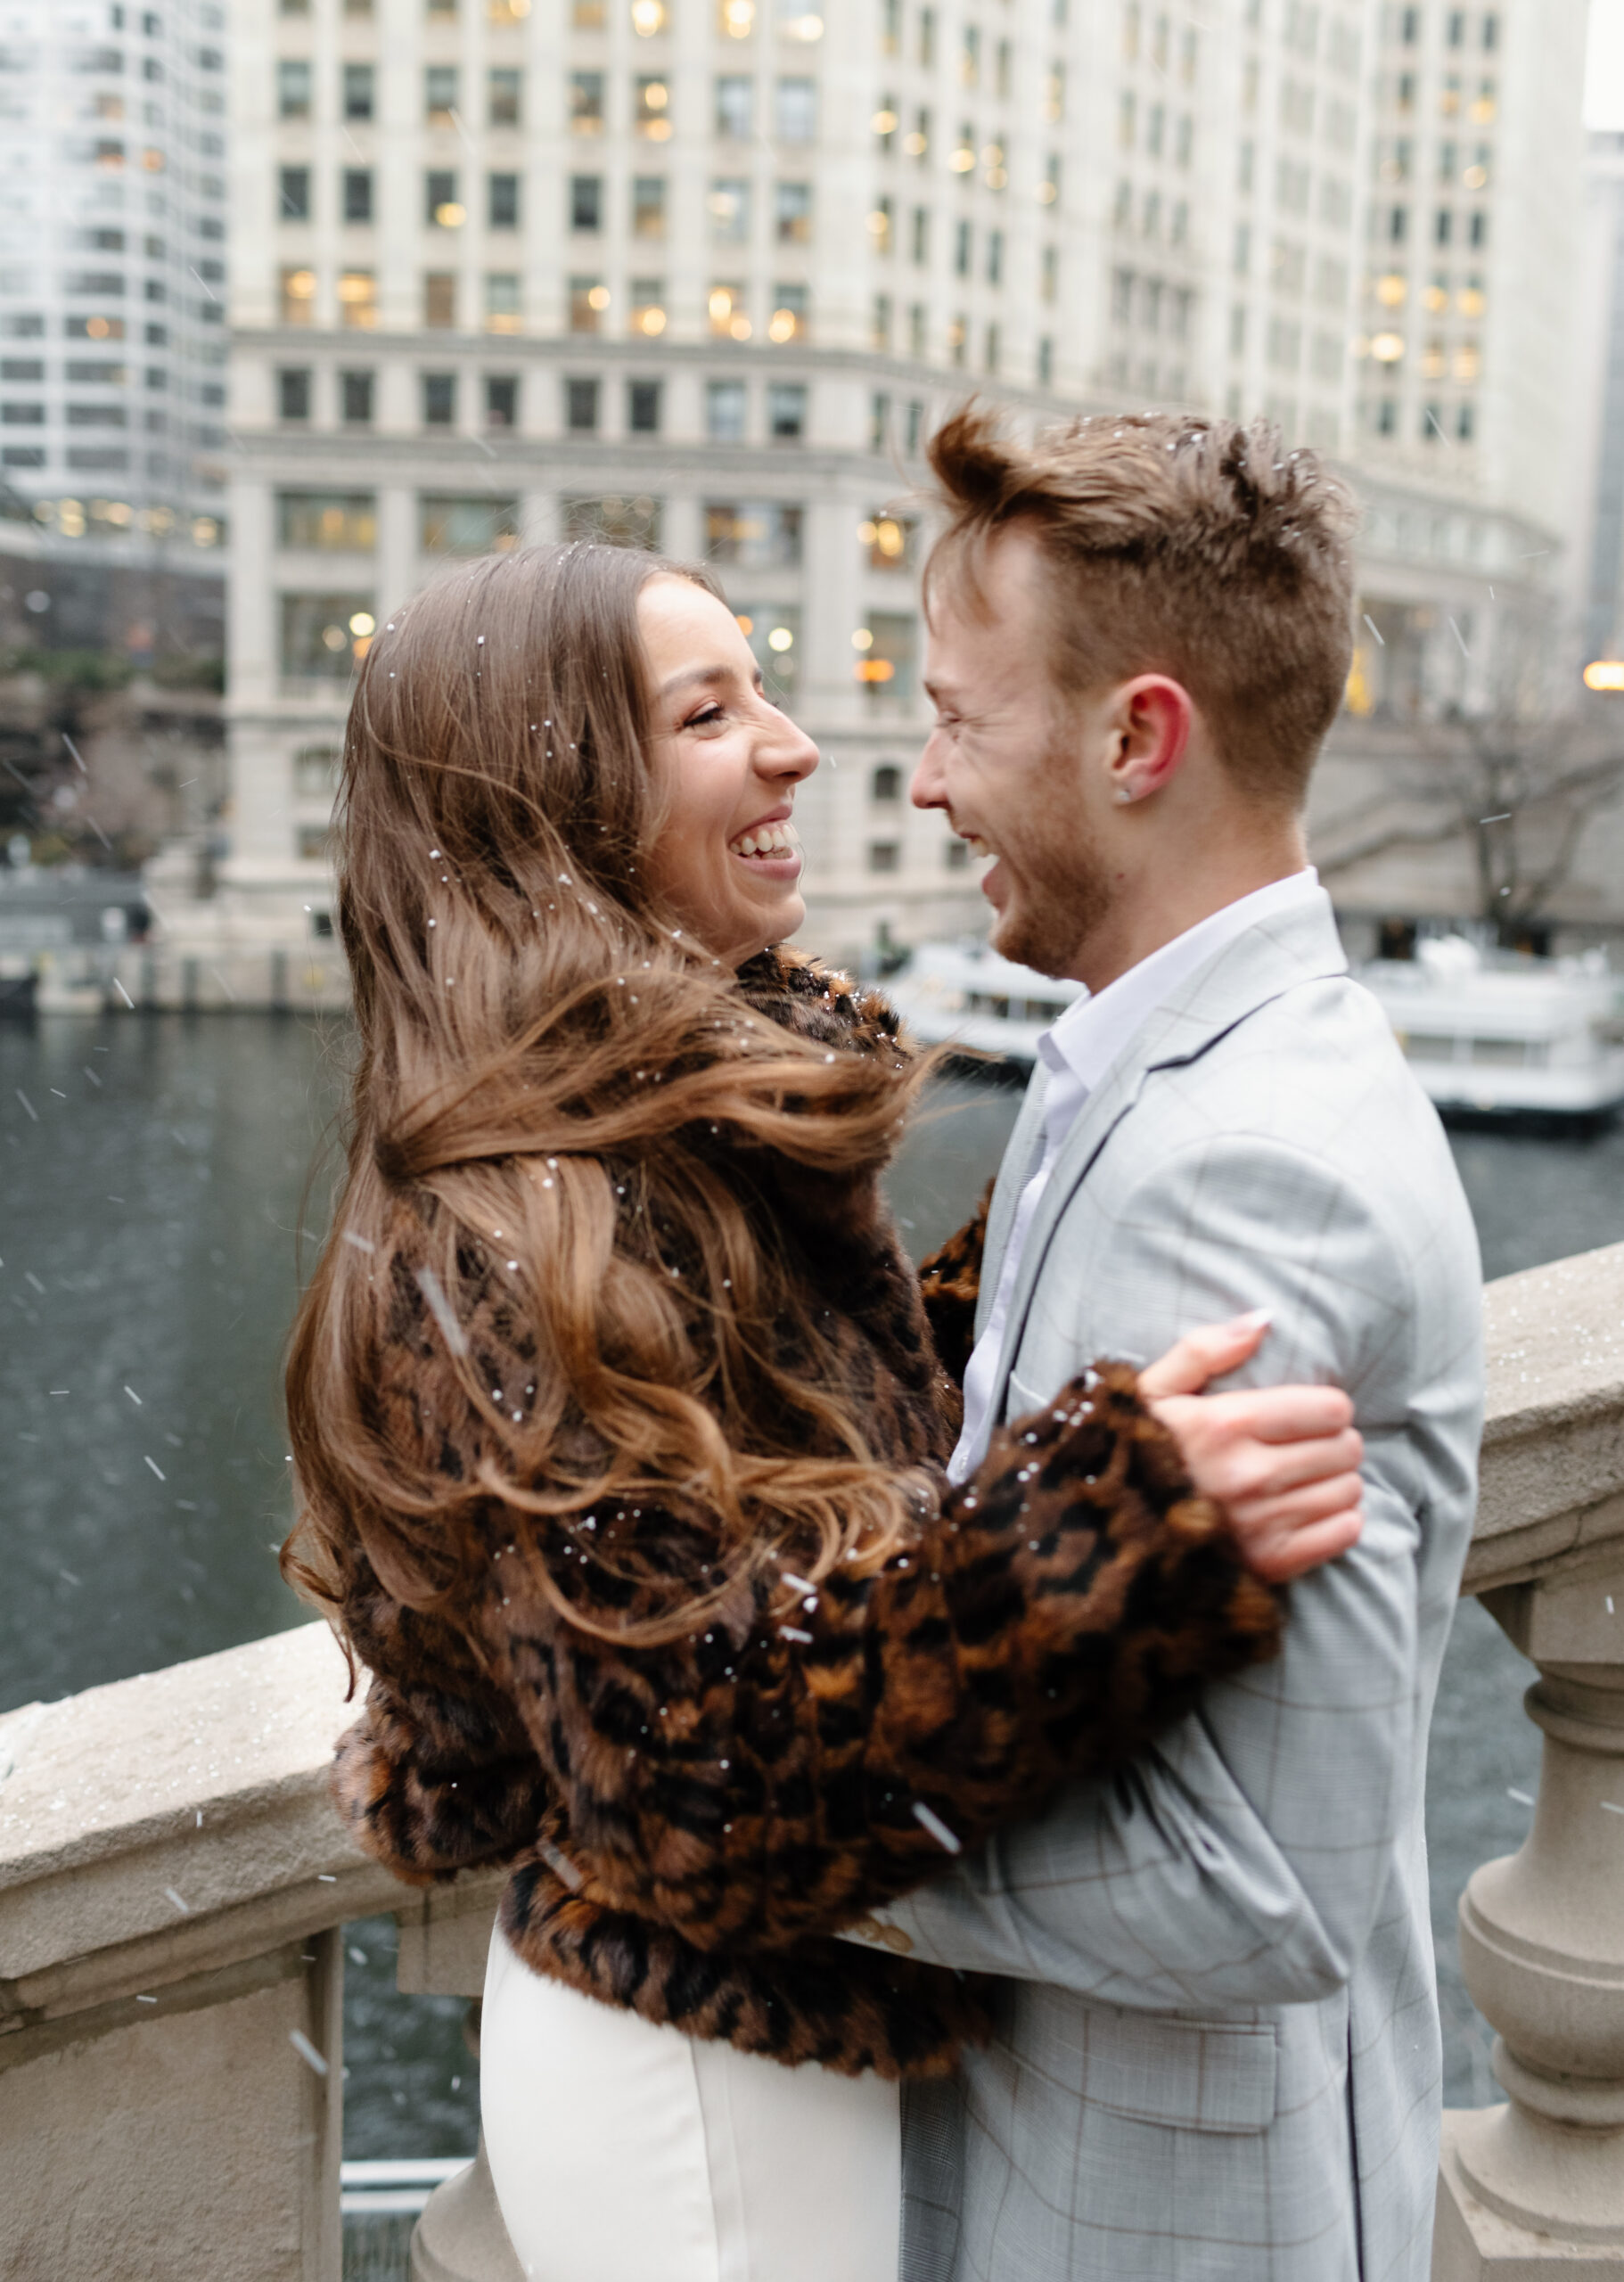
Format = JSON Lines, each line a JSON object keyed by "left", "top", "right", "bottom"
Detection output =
{"left": 1038, "top": 867, "right": 1322, "bottom": 1104}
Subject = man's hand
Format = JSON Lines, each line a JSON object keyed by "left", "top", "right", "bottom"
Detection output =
{"left": 1139, "top": 1313, "right": 1364, "bottom": 1584}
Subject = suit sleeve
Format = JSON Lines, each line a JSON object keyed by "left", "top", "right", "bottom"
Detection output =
{"left": 852, "top": 1132, "right": 1462, "bottom": 2007}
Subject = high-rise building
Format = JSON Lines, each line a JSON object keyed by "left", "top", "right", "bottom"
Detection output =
{"left": 0, "top": 0, "right": 230, "bottom": 665}
{"left": 209, "top": 0, "right": 1589, "bottom": 979}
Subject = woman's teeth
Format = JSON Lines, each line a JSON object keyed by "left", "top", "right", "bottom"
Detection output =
{"left": 730, "top": 827, "right": 796, "bottom": 857}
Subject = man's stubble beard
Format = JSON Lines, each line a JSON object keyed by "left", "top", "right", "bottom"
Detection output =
{"left": 988, "top": 754, "right": 1116, "bottom": 979}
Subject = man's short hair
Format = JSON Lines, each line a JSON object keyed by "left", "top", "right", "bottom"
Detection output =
{"left": 924, "top": 404, "right": 1359, "bottom": 808}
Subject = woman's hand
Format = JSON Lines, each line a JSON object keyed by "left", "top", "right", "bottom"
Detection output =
{"left": 1139, "top": 1314, "right": 1364, "bottom": 1585}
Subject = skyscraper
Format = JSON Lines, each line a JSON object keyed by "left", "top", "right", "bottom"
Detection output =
{"left": 0, "top": 0, "right": 230, "bottom": 664}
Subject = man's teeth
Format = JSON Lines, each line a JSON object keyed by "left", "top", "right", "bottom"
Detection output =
{"left": 730, "top": 828, "right": 795, "bottom": 856}
{"left": 963, "top": 834, "right": 991, "bottom": 858}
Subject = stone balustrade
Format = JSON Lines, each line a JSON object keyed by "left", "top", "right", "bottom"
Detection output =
{"left": 3, "top": 1240, "right": 1622, "bottom": 2282}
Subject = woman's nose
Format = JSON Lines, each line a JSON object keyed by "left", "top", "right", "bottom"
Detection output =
{"left": 762, "top": 717, "right": 819, "bottom": 783}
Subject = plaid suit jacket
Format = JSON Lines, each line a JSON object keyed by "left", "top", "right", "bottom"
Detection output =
{"left": 861, "top": 891, "right": 1484, "bottom": 2282}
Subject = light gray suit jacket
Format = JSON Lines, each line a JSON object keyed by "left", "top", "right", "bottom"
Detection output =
{"left": 866, "top": 891, "right": 1484, "bottom": 2282}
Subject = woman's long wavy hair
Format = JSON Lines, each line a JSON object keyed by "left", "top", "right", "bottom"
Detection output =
{"left": 283, "top": 542, "right": 930, "bottom": 1648}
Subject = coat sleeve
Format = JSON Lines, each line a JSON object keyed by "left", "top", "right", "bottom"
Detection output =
{"left": 482, "top": 1363, "right": 1282, "bottom": 1955}
{"left": 330, "top": 1585, "right": 555, "bottom": 1884}
{"left": 915, "top": 1179, "right": 993, "bottom": 1386}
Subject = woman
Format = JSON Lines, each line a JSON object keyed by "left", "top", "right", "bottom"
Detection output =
{"left": 284, "top": 544, "right": 1364, "bottom": 2282}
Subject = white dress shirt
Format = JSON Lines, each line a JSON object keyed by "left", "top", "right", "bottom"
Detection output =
{"left": 947, "top": 867, "right": 1322, "bottom": 1482}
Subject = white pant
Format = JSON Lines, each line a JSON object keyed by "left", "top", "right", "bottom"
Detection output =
{"left": 481, "top": 1921, "right": 901, "bottom": 2282}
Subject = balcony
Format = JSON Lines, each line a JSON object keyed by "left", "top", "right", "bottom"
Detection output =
{"left": 4, "top": 1241, "right": 1624, "bottom": 2280}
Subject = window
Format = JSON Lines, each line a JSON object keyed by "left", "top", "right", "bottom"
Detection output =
{"left": 340, "top": 270, "right": 377, "bottom": 327}
{"left": 870, "top": 195, "right": 893, "bottom": 255}
{"left": 427, "top": 168, "right": 462, "bottom": 226}
{"left": 480, "top": 172, "right": 518, "bottom": 228}
{"left": 562, "top": 494, "right": 663, "bottom": 549}
{"left": 707, "top": 379, "right": 747, "bottom": 440}
{"left": 570, "top": 275, "right": 608, "bottom": 331}
{"left": 488, "top": 67, "right": 521, "bottom": 127}
{"left": 570, "top": 71, "right": 603, "bottom": 133}
{"left": 709, "top": 178, "right": 750, "bottom": 242}
{"left": 908, "top": 302, "right": 926, "bottom": 357}
{"left": 566, "top": 376, "right": 600, "bottom": 431}
{"left": 944, "top": 836, "right": 970, "bottom": 870}
{"left": 716, "top": 75, "right": 753, "bottom": 138}
{"left": 279, "top": 491, "right": 376, "bottom": 548}
{"left": 343, "top": 168, "right": 373, "bottom": 224}
{"left": 421, "top": 495, "right": 520, "bottom": 552}
{"left": 1037, "top": 335, "right": 1053, "bottom": 384}
{"left": 775, "top": 78, "right": 816, "bottom": 141}
{"left": 293, "top": 745, "right": 341, "bottom": 799}
{"left": 425, "top": 65, "right": 458, "bottom": 125}
{"left": 343, "top": 62, "right": 374, "bottom": 119}
{"left": 633, "top": 176, "right": 667, "bottom": 236}
{"left": 484, "top": 375, "right": 519, "bottom": 428}
{"left": 704, "top": 499, "right": 802, "bottom": 564}
{"left": 423, "top": 272, "right": 455, "bottom": 327}
{"left": 775, "top": 181, "right": 812, "bottom": 242}
{"left": 871, "top": 764, "right": 901, "bottom": 800}
{"left": 911, "top": 207, "right": 928, "bottom": 264}
{"left": 280, "top": 166, "right": 310, "bottom": 221}
{"left": 856, "top": 611, "right": 915, "bottom": 698}
{"left": 767, "top": 382, "right": 806, "bottom": 439}
{"left": 627, "top": 377, "right": 661, "bottom": 432}
{"left": 948, "top": 313, "right": 967, "bottom": 365}
{"left": 278, "top": 59, "right": 311, "bottom": 119}
{"left": 422, "top": 373, "right": 456, "bottom": 425}
{"left": 280, "top": 265, "right": 316, "bottom": 324}
{"left": 636, "top": 78, "right": 671, "bottom": 136}
{"left": 340, "top": 370, "right": 373, "bottom": 423}
{"left": 486, "top": 274, "right": 521, "bottom": 332}
{"left": 1, "top": 402, "right": 44, "bottom": 424}
{"left": 733, "top": 603, "right": 801, "bottom": 698}
{"left": 280, "top": 593, "right": 374, "bottom": 680}
{"left": 871, "top": 294, "right": 891, "bottom": 349}
{"left": 861, "top": 511, "right": 914, "bottom": 569}
{"left": 629, "top": 278, "right": 666, "bottom": 335}
{"left": 768, "top": 284, "right": 807, "bottom": 342}
{"left": 709, "top": 282, "right": 749, "bottom": 337}
{"left": 955, "top": 219, "right": 971, "bottom": 277}
{"left": 866, "top": 841, "right": 900, "bottom": 874}
{"left": 905, "top": 398, "right": 923, "bottom": 452}
{"left": 1, "top": 447, "right": 45, "bottom": 468}
{"left": 571, "top": 176, "right": 603, "bottom": 231}
{"left": 278, "top": 367, "right": 312, "bottom": 420}
{"left": 988, "top": 229, "right": 1004, "bottom": 286}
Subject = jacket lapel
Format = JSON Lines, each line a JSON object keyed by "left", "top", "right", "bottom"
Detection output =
{"left": 975, "top": 892, "right": 1350, "bottom": 1437}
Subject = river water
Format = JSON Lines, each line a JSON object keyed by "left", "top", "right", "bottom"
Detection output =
{"left": 4, "top": 1011, "right": 1620, "bottom": 2156}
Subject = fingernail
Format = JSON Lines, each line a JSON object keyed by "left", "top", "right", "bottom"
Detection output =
{"left": 1234, "top": 1307, "right": 1273, "bottom": 1331}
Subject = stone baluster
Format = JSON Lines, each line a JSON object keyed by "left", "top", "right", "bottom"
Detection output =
{"left": 1435, "top": 1556, "right": 1624, "bottom": 2276}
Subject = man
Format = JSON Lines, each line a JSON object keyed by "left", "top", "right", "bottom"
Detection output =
{"left": 861, "top": 409, "right": 1484, "bottom": 2281}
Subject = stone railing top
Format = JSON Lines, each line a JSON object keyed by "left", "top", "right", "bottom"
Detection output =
{"left": 1469, "top": 1238, "right": 1624, "bottom": 1597}
{"left": 0, "top": 1620, "right": 400, "bottom": 2028}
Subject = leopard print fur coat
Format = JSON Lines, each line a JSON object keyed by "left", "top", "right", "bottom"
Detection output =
{"left": 329, "top": 948, "right": 1282, "bottom": 2078}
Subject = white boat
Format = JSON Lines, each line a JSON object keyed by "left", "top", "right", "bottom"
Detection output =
{"left": 889, "top": 933, "right": 1624, "bottom": 1121}
{"left": 1360, "top": 937, "right": 1624, "bottom": 1120}
{"left": 885, "top": 940, "right": 1083, "bottom": 1067}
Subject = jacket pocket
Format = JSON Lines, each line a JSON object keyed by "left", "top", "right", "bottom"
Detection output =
{"left": 1077, "top": 2005, "right": 1279, "bottom": 2135}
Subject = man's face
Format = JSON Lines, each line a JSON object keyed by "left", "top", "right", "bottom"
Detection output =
{"left": 913, "top": 527, "right": 1114, "bottom": 980}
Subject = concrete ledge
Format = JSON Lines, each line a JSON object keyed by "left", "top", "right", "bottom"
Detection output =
{"left": 1467, "top": 1244, "right": 1624, "bottom": 1597}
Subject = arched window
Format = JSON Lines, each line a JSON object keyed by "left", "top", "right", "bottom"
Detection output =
{"left": 870, "top": 763, "right": 901, "bottom": 801}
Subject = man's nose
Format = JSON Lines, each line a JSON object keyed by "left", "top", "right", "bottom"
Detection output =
{"left": 910, "top": 735, "right": 946, "bottom": 809}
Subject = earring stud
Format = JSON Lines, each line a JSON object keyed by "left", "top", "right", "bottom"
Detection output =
{"left": 1113, "top": 786, "right": 1135, "bottom": 805}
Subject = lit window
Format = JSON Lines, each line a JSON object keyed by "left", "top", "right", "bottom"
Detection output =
{"left": 278, "top": 491, "right": 377, "bottom": 549}
{"left": 485, "top": 274, "right": 521, "bottom": 332}
{"left": 420, "top": 495, "right": 521, "bottom": 552}
{"left": 636, "top": 77, "right": 671, "bottom": 137}
{"left": 571, "top": 72, "right": 604, "bottom": 133}
{"left": 629, "top": 279, "right": 667, "bottom": 335}
{"left": 709, "top": 282, "right": 750, "bottom": 339}
{"left": 562, "top": 494, "right": 663, "bottom": 550}
{"left": 280, "top": 265, "right": 316, "bottom": 324}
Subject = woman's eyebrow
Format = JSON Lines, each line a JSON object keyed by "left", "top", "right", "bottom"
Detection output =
{"left": 659, "top": 662, "right": 735, "bottom": 700}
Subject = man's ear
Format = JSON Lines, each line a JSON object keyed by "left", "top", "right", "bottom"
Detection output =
{"left": 1103, "top": 676, "right": 1193, "bottom": 805}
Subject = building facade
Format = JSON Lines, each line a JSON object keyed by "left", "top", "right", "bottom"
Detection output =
{"left": 212, "top": 0, "right": 1590, "bottom": 977}
{"left": 0, "top": 0, "right": 230, "bottom": 668}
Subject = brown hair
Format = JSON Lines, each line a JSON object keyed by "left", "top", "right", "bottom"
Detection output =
{"left": 283, "top": 542, "right": 924, "bottom": 1648}
{"left": 925, "top": 403, "right": 1358, "bottom": 805}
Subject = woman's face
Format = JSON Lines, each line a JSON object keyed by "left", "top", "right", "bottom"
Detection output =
{"left": 637, "top": 573, "right": 819, "bottom": 968}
